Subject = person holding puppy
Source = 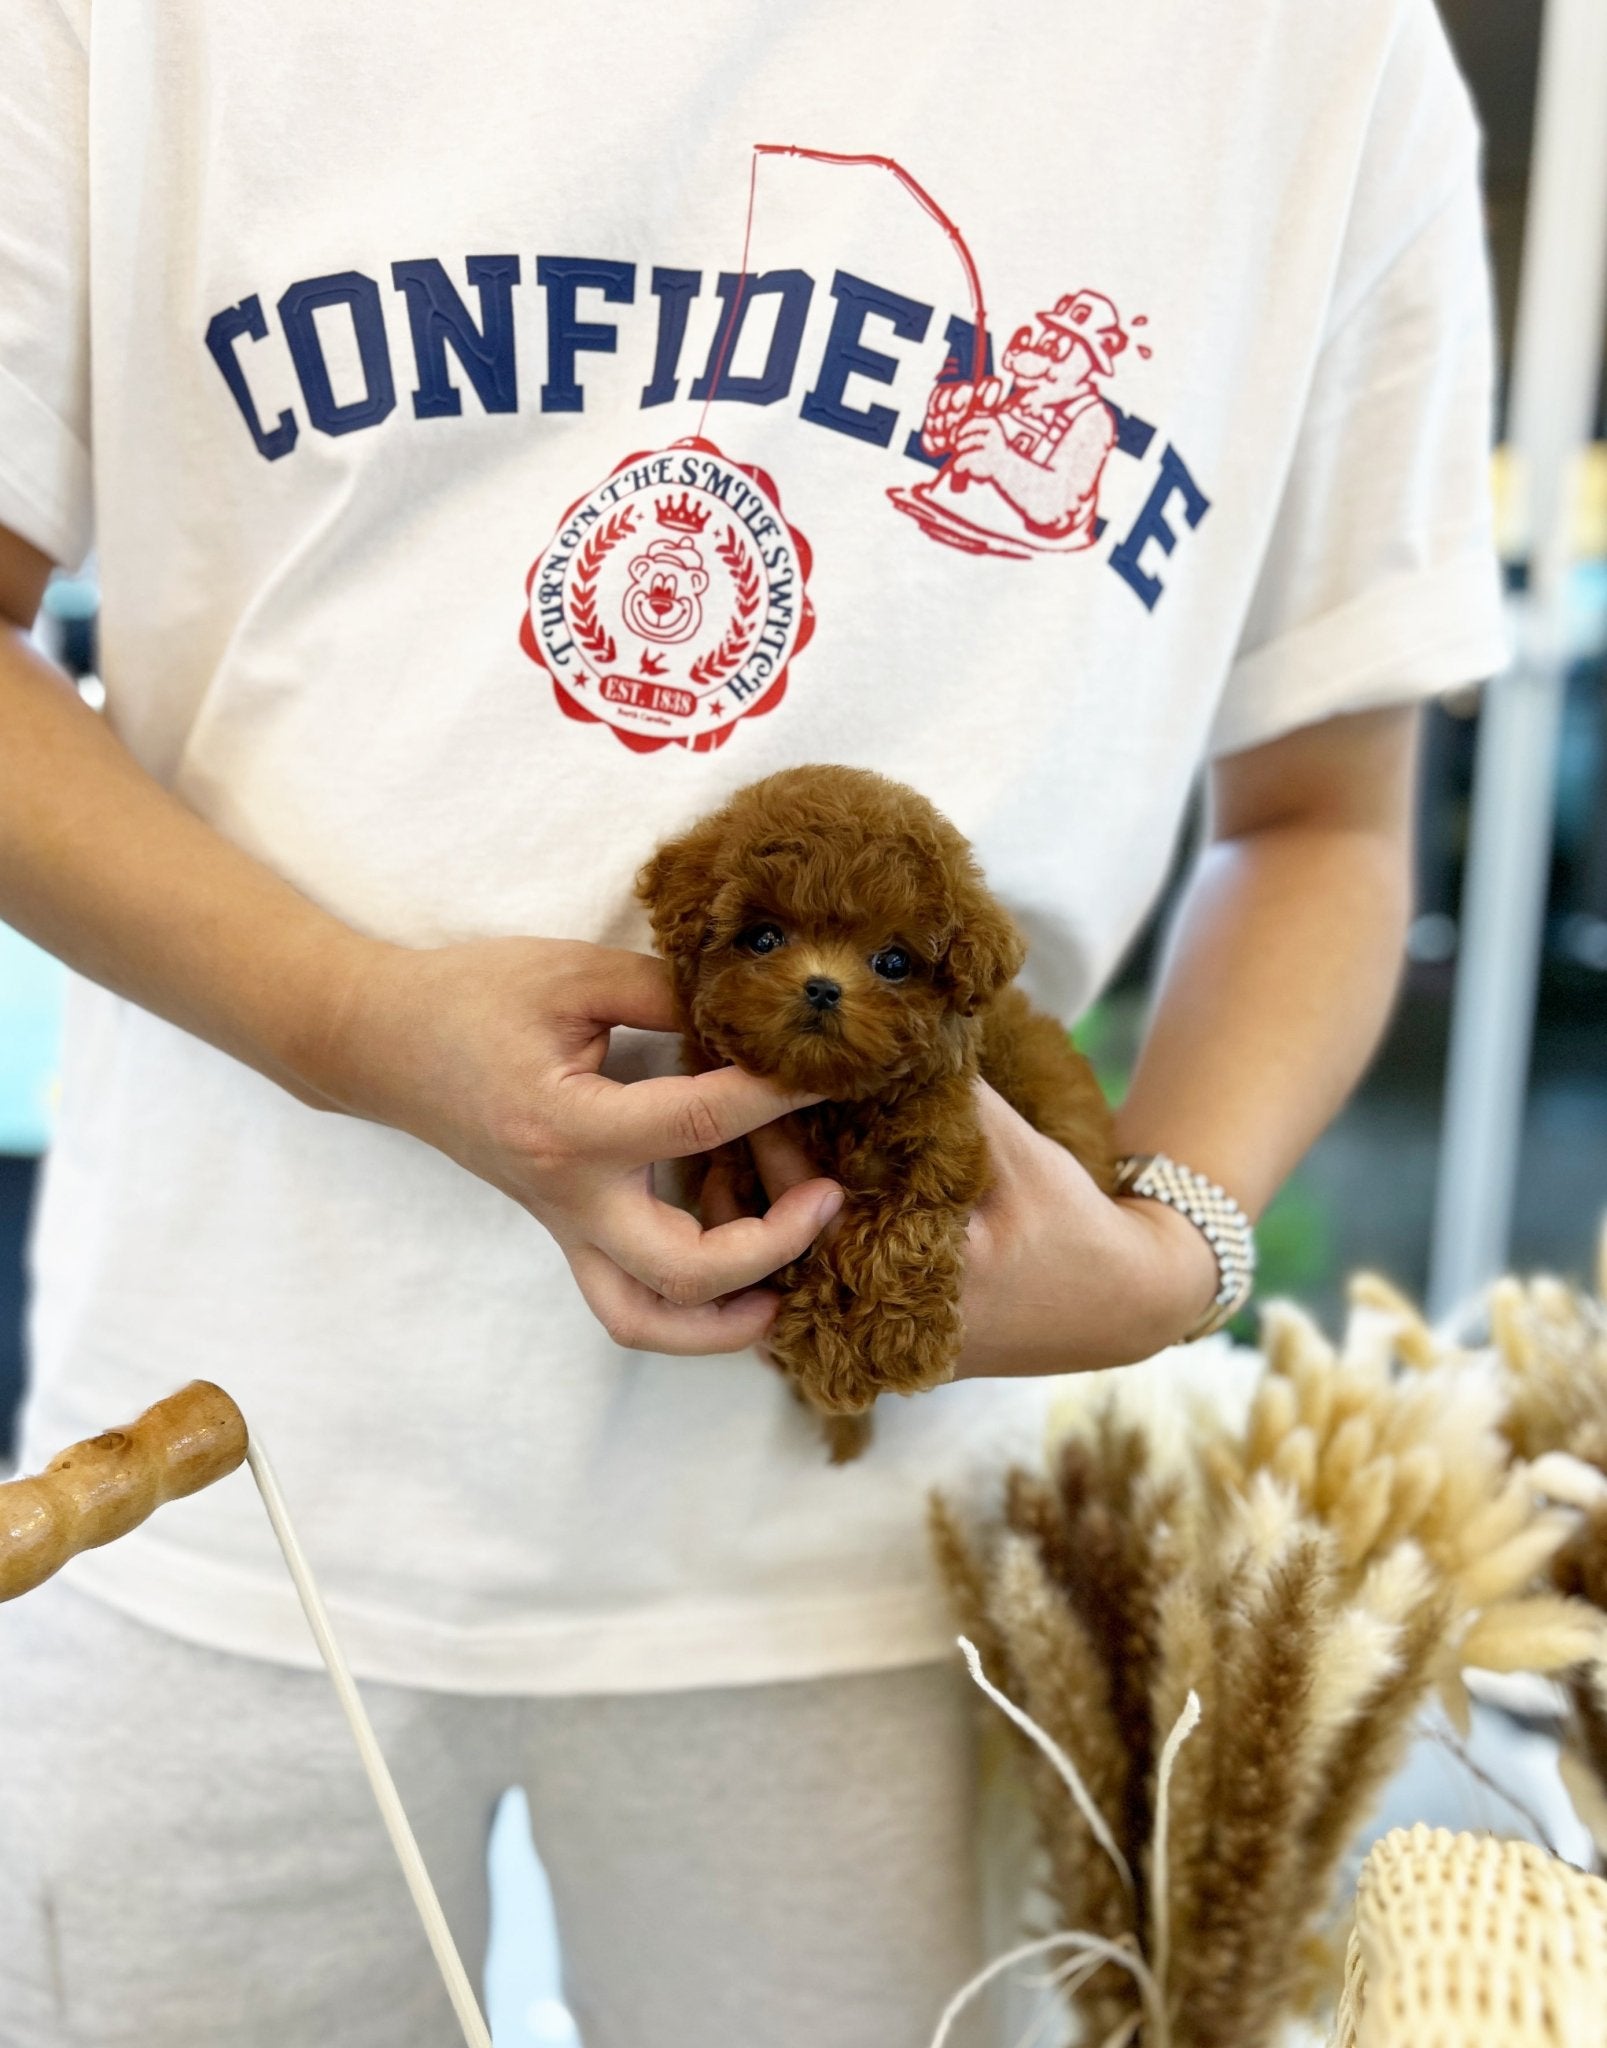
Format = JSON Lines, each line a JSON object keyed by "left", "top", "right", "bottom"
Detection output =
{"left": 0, "top": 3, "right": 1506, "bottom": 2044}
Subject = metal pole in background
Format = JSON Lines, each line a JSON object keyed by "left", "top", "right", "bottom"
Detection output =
{"left": 1429, "top": 0, "right": 1607, "bottom": 1318}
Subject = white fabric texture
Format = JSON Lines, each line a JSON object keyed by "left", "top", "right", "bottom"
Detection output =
{"left": 6, "top": 0, "right": 1509, "bottom": 1691}
{"left": 0, "top": 1583, "right": 984, "bottom": 2048}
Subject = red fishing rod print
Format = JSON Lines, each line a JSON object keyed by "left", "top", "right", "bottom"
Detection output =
{"left": 518, "top": 141, "right": 1162, "bottom": 751}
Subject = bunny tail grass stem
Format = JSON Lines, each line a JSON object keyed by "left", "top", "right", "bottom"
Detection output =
{"left": 1425, "top": 1723, "right": 1563, "bottom": 1856}
{"left": 941, "top": 1640, "right": 1201, "bottom": 2048}
{"left": 247, "top": 1442, "right": 493, "bottom": 2048}
{"left": 1146, "top": 1688, "right": 1203, "bottom": 2006}
{"left": 1010, "top": 1968, "right": 1099, "bottom": 2048}
{"left": 958, "top": 1634, "right": 1135, "bottom": 1898}
{"left": 927, "top": 1933, "right": 1155, "bottom": 2048}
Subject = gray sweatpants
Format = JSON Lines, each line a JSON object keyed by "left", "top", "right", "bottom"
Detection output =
{"left": 0, "top": 1584, "right": 984, "bottom": 2048}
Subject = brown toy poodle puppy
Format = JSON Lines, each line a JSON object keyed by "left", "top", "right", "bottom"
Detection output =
{"left": 638, "top": 765, "right": 1116, "bottom": 1451}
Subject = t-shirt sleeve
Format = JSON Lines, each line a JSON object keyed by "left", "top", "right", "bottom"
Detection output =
{"left": 0, "top": 0, "right": 92, "bottom": 569}
{"left": 1207, "top": 0, "right": 1510, "bottom": 760}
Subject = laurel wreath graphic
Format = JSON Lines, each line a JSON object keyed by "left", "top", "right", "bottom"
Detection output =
{"left": 689, "top": 526, "right": 763, "bottom": 688}
{"left": 569, "top": 504, "right": 639, "bottom": 666}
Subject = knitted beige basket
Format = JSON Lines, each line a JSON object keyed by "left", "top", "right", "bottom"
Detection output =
{"left": 1328, "top": 1824, "right": 1607, "bottom": 2048}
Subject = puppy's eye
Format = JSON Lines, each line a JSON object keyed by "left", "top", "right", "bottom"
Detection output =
{"left": 871, "top": 946, "right": 912, "bottom": 982}
{"left": 736, "top": 922, "right": 786, "bottom": 957}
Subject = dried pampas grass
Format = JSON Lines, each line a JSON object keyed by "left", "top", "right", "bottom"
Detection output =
{"left": 937, "top": 1267, "right": 1607, "bottom": 2048}
{"left": 1212, "top": 1283, "right": 1606, "bottom": 1728}
{"left": 1480, "top": 1227, "right": 1607, "bottom": 1867}
{"left": 1496, "top": 1226, "right": 1607, "bottom": 1475}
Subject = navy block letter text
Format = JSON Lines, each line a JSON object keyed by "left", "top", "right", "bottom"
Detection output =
{"left": 690, "top": 270, "right": 815, "bottom": 406}
{"left": 205, "top": 295, "right": 298, "bottom": 461}
{"left": 538, "top": 257, "right": 635, "bottom": 413}
{"left": 800, "top": 271, "right": 933, "bottom": 448}
{"left": 391, "top": 256, "right": 521, "bottom": 419}
{"left": 641, "top": 268, "right": 702, "bottom": 407}
{"left": 1109, "top": 445, "right": 1211, "bottom": 610}
{"left": 278, "top": 272, "right": 397, "bottom": 437}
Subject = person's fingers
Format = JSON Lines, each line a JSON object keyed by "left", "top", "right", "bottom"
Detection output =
{"left": 567, "top": 1245, "right": 783, "bottom": 1356}
{"left": 699, "top": 1156, "right": 747, "bottom": 1230}
{"left": 591, "top": 1173, "right": 843, "bottom": 1307}
{"left": 748, "top": 1119, "right": 820, "bottom": 1203}
{"left": 971, "top": 1075, "right": 1038, "bottom": 1149}
{"left": 552, "top": 947, "right": 678, "bottom": 1034}
{"left": 560, "top": 1063, "right": 822, "bottom": 1163}
{"left": 972, "top": 1075, "right": 1104, "bottom": 1200}
{"left": 750, "top": 1121, "right": 851, "bottom": 1250}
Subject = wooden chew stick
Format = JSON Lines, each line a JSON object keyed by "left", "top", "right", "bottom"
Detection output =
{"left": 0, "top": 1381, "right": 248, "bottom": 1603}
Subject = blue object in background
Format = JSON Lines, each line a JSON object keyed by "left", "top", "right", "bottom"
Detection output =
{"left": 486, "top": 1790, "right": 579, "bottom": 2046}
{"left": 0, "top": 923, "right": 66, "bottom": 1156}
{"left": 0, "top": 923, "right": 62, "bottom": 1452}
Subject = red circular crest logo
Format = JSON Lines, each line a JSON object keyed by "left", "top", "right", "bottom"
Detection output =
{"left": 520, "top": 437, "right": 815, "bottom": 754}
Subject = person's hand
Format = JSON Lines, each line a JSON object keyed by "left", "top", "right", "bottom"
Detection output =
{"left": 949, "top": 408, "right": 1014, "bottom": 486}
{"left": 731, "top": 1081, "right": 1219, "bottom": 1376}
{"left": 921, "top": 379, "right": 990, "bottom": 457}
{"left": 919, "top": 379, "right": 969, "bottom": 457}
{"left": 317, "top": 936, "right": 844, "bottom": 1355}
{"left": 951, "top": 1083, "right": 1220, "bottom": 1374}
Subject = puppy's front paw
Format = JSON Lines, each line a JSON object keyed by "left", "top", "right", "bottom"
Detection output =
{"left": 822, "top": 1412, "right": 873, "bottom": 1462}
{"left": 770, "top": 1202, "right": 966, "bottom": 1415}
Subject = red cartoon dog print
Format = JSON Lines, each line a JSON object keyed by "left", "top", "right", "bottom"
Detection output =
{"left": 890, "top": 289, "right": 1136, "bottom": 560}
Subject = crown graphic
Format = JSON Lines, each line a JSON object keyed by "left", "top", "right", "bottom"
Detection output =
{"left": 655, "top": 492, "right": 711, "bottom": 534}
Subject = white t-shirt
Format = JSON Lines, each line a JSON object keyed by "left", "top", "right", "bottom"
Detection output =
{"left": 5, "top": 0, "right": 1507, "bottom": 1692}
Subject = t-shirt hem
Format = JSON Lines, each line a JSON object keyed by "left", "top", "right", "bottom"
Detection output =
{"left": 1209, "top": 551, "right": 1510, "bottom": 758}
{"left": 59, "top": 1538, "right": 962, "bottom": 1697}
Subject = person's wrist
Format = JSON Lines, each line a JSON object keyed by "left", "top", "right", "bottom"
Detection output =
{"left": 1112, "top": 1194, "right": 1222, "bottom": 1354}
{"left": 279, "top": 925, "right": 409, "bottom": 1120}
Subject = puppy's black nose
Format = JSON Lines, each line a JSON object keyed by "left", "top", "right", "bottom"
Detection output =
{"left": 804, "top": 976, "right": 842, "bottom": 1011}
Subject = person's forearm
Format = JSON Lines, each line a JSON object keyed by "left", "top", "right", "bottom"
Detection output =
{"left": 1113, "top": 823, "right": 1409, "bottom": 1217}
{"left": 0, "top": 617, "right": 373, "bottom": 1108}
{"left": 0, "top": 602, "right": 843, "bottom": 1355}
{"left": 1113, "top": 708, "right": 1420, "bottom": 1220}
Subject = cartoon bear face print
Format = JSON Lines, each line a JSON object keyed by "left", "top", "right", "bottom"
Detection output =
{"left": 621, "top": 537, "right": 710, "bottom": 644}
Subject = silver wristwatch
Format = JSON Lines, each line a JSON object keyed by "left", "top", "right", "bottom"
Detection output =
{"left": 1112, "top": 1153, "right": 1256, "bottom": 1341}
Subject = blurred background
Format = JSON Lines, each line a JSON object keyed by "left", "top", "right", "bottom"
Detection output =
{"left": 1, "top": 1, "right": 1604, "bottom": 1462}
{"left": 1088, "top": 0, "right": 1607, "bottom": 1333}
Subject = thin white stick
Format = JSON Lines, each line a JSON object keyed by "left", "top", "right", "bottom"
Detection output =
{"left": 1008, "top": 1981, "right": 1072, "bottom": 2048}
{"left": 957, "top": 1637, "right": 1134, "bottom": 1896}
{"left": 941, "top": 1642, "right": 1202, "bottom": 2048}
{"left": 247, "top": 1440, "right": 493, "bottom": 2048}
{"left": 1145, "top": 1688, "right": 1201, "bottom": 2012}
{"left": 1010, "top": 1951, "right": 1106, "bottom": 2048}
{"left": 928, "top": 1933, "right": 1147, "bottom": 2048}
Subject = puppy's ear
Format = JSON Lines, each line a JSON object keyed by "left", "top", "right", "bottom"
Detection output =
{"left": 636, "top": 817, "right": 726, "bottom": 1004}
{"left": 941, "top": 875, "right": 1027, "bottom": 1016}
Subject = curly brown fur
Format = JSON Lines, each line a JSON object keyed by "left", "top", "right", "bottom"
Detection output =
{"left": 638, "top": 765, "right": 1115, "bottom": 1439}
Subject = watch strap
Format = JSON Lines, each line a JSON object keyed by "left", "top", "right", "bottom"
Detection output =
{"left": 1112, "top": 1152, "right": 1256, "bottom": 1341}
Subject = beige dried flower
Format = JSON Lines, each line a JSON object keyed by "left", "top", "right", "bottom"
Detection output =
{"left": 1478, "top": 1238, "right": 1607, "bottom": 1864}
{"left": 936, "top": 1264, "right": 1607, "bottom": 2048}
